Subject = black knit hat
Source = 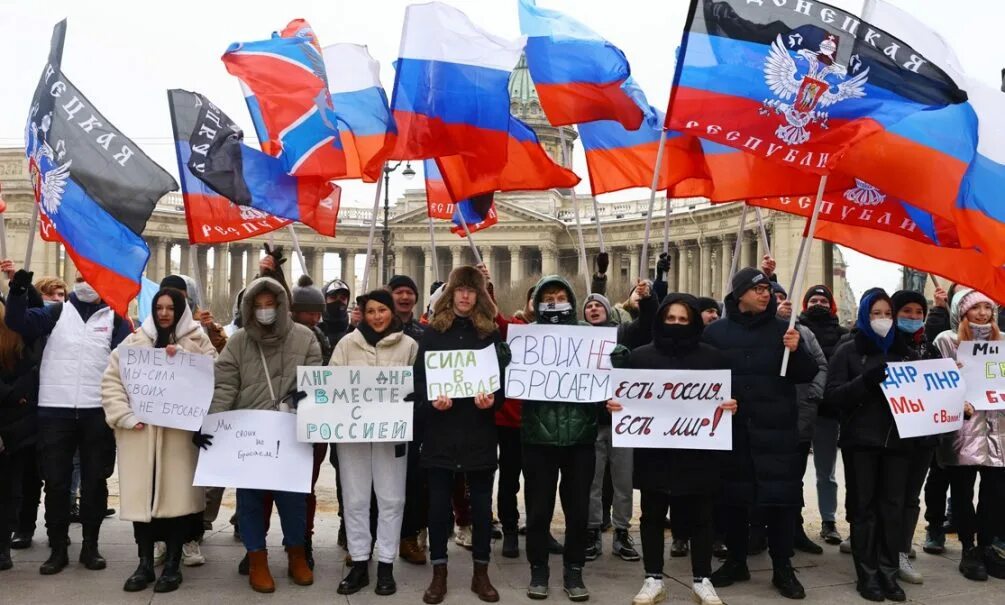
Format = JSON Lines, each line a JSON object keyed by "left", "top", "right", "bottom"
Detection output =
{"left": 160, "top": 274, "right": 189, "bottom": 294}
{"left": 802, "top": 284, "right": 835, "bottom": 311}
{"left": 891, "top": 289, "right": 928, "bottom": 317}
{"left": 358, "top": 288, "right": 395, "bottom": 313}
{"left": 696, "top": 297, "right": 720, "bottom": 313}
{"left": 387, "top": 275, "right": 419, "bottom": 297}
{"left": 731, "top": 267, "right": 769, "bottom": 298}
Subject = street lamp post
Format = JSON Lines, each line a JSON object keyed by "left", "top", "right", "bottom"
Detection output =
{"left": 381, "top": 161, "right": 415, "bottom": 284}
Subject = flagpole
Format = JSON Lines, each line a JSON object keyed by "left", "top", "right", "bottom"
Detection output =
{"left": 640, "top": 129, "right": 668, "bottom": 278}
{"left": 286, "top": 224, "right": 309, "bottom": 277}
{"left": 724, "top": 203, "right": 749, "bottom": 296}
{"left": 662, "top": 194, "right": 672, "bottom": 257}
{"left": 559, "top": 128, "right": 592, "bottom": 294}
{"left": 0, "top": 215, "right": 7, "bottom": 260}
{"left": 929, "top": 273, "right": 941, "bottom": 290}
{"left": 781, "top": 175, "right": 828, "bottom": 376}
{"left": 754, "top": 207, "right": 772, "bottom": 258}
{"left": 360, "top": 166, "right": 385, "bottom": 293}
{"left": 188, "top": 243, "right": 205, "bottom": 309}
{"left": 427, "top": 214, "right": 441, "bottom": 283}
{"left": 23, "top": 205, "right": 39, "bottom": 271}
{"left": 456, "top": 212, "right": 483, "bottom": 265}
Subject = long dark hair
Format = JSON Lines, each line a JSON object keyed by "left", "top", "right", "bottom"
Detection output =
{"left": 152, "top": 288, "right": 188, "bottom": 348}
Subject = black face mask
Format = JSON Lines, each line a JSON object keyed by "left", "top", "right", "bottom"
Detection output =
{"left": 804, "top": 304, "right": 832, "bottom": 321}
{"left": 326, "top": 301, "right": 349, "bottom": 329}
{"left": 653, "top": 321, "right": 701, "bottom": 354}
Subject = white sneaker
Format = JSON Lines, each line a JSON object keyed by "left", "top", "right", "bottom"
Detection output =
{"left": 692, "top": 578, "right": 723, "bottom": 605}
{"left": 182, "top": 540, "right": 206, "bottom": 567}
{"left": 454, "top": 525, "right": 472, "bottom": 549}
{"left": 839, "top": 538, "right": 852, "bottom": 554}
{"left": 632, "top": 577, "right": 667, "bottom": 605}
{"left": 153, "top": 541, "right": 167, "bottom": 566}
{"left": 898, "top": 552, "right": 923, "bottom": 584}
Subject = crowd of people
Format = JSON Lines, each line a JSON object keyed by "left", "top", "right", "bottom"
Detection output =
{"left": 1, "top": 244, "right": 1004, "bottom": 605}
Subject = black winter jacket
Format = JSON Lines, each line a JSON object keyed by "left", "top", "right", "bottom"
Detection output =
{"left": 797, "top": 309, "right": 849, "bottom": 360}
{"left": 0, "top": 339, "right": 43, "bottom": 453}
{"left": 413, "top": 316, "right": 503, "bottom": 472}
{"left": 700, "top": 294, "right": 818, "bottom": 507}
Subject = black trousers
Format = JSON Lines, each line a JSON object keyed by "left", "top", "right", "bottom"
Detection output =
{"left": 724, "top": 504, "right": 796, "bottom": 568}
{"left": 523, "top": 443, "right": 595, "bottom": 568}
{"left": 843, "top": 448, "right": 911, "bottom": 586}
{"left": 497, "top": 426, "right": 523, "bottom": 532}
{"left": 903, "top": 448, "right": 933, "bottom": 551}
{"left": 428, "top": 468, "right": 494, "bottom": 563}
{"left": 923, "top": 459, "right": 951, "bottom": 529}
{"left": 641, "top": 490, "right": 713, "bottom": 579}
{"left": 948, "top": 465, "right": 1005, "bottom": 549}
{"left": 37, "top": 409, "right": 115, "bottom": 542}
{"left": 400, "top": 433, "right": 428, "bottom": 538}
{"left": 1, "top": 445, "right": 42, "bottom": 536}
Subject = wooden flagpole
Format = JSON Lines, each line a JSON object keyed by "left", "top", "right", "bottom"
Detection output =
{"left": 640, "top": 130, "right": 669, "bottom": 278}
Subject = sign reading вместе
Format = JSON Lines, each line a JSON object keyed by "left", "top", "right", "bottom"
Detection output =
{"left": 505, "top": 324, "right": 617, "bottom": 403}
{"left": 119, "top": 345, "right": 215, "bottom": 431}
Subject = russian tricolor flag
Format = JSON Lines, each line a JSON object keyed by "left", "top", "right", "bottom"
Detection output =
{"left": 389, "top": 2, "right": 525, "bottom": 176}
{"left": 324, "top": 43, "right": 397, "bottom": 183}
{"left": 423, "top": 159, "right": 456, "bottom": 220}
{"left": 423, "top": 159, "right": 497, "bottom": 237}
{"left": 518, "top": 0, "right": 644, "bottom": 130}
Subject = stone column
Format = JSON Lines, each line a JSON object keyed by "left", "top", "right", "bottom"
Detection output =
{"left": 709, "top": 247, "right": 720, "bottom": 299}
{"left": 245, "top": 246, "right": 257, "bottom": 285}
{"left": 451, "top": 247, "right": 462, "bottom": 271}
{"left": 628, "top": 245, "right": 640, "bottom": 281}
{"left": 741, "top": 232, "right": 756, "bottom": 269}
{"left": 541, "top": 245, "right": 557, "bottom": 277}
{"left": 679, "top": 243, "right": 691, "bottom": 294}
{"left": 229, "top": 245, "right": 244, "bottom": 295}
{"left": 211, "top": 244, "right": 228, "bottom": 315}
{"left": 667, "top": 245, "right": 679, "bottom": 292}
{"left": 393, "top": 247, "right": 405, "bottom": 277}
{"left": 311, "top": 249, "right": 325, "bottom": 282}
{"left": 60, "top": 243, "right": 75, "bottom": 284}
{"left": 147, "top": 237, "right": 163, "bottom": 280}
{"left": 179, "top": 242, "right": 191, "bottom": 278}
{"left": 482, "top": 246, "right": 495, "bottom": 275}
{"left": 720, "top": 236, "right": 734, "bottom": 292}
{"left": 367, "top": 253, "right": 380, "bottom": 291}
{"left": 756, "top": 223, "right": 769, "bottom": 262}
{"left": 196, "top": 246, "right": 209, "bottom": 302}
{"left": 508, "top": 246, "right": 523, "bottom": 283}
{"left": 699, "top": 238, "right": 712, "bottom": 297}
{"left": 422, "top": 249, "right": 434, "bottom": 310}
{"left": 341, "top": 250, "right": 355, "bottom": 287}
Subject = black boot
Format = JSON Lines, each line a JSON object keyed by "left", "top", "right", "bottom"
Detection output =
{"left": 960, "top": 546, "right": 988, "bottom": 581}
{"left": 771, "top": 565, "right": 806, "bottom": 599}
{"left": 238, "top": 553, "right": 249, "bottom": 575}
{"left": 878, "top": 546, "right": 905, "bottom": 601}
{"left": 337, "top": 560, "right": 370, "bottom": 595}
{"left": 375, "top": 561, "right": 397, "bottom": 596}
{"left": 0, "top": 536, "right": 12, "bottom": 571}
{"left": 80, "top": 525, "right": 107, "bottom": 570}
{"left": 304, "top": 536, "right": 315, "bottom": 571}
{"left": 123, "top": 534, "right": 156, "bottom": 591}
{"left": 793, "top": 527, "right": 824, "bottom": 555}
{"left": 154, "top": 537, "right": 183, "bottom": 593}
{"left": 853, "top": 556, "right": 884, "bottom": 601}
{"left": 502, "top": 530, "right": 520, "bottom": 558}
{"left": 40, "top": 539, "right": 69, "bottom": 575}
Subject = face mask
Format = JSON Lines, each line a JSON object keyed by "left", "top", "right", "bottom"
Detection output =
{"left": 255, "top": 308, "right": 277, "bottom": 326}
{"left": 870, "top": 318, "right": 893, "bottom": 338}
{"left": 538, "top": 301, "right": 573, "bottom": 324}
{"left": 896, "top": 317, "right": 924, "bottom": 334}
{"left": 970, "top": 322, "right": 994, "bottom": 341}
{"left": 43, "top": 299, "right": 60, "bottom": 308}
{"left": 73, "top": 281, "right": 99, "bottom": 304}
{"left": 804, "top": 305, "right": 831, "bottom": 320}
{"left": 657, "top": 322, "right": 698, "bottom": 341}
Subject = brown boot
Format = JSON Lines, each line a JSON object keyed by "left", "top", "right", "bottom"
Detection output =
{"left": 471, "top": 562, "right": 500, "bottom": 602}
{"left": 247, "top": 550, "right": 275, "bottom": 594}
{"left": 400, "top": 536, "right": 428, "bottom": 565}
{"left": 286, "top": 545, "right": 314, "bottom": 586}
{"left": 423, "top": 563, "right": 448, "bottom": 604}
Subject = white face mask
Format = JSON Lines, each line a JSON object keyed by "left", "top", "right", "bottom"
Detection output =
{"left": 870, "top": 318, "right": 893, "bottom": 338}
{"left": 73, "top": 281, "right": 99, "bottom": 304}
{"left": 970, "top": 322, "right": 994, "bottom": 341}
{"left": 255, "top": 308, "right": 277, "bottom": 326}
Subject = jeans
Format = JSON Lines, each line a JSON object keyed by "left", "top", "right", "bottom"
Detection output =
{"left": 523, "top": 443, "right": 595, "bottom": 567}
{"left": 497, "top": 426, "right": 523, "bottom": 532}
{"left": 948, "top": 466, "right": 1005, "bottom": 549}
{"left": 812, "top": 417, "right": 840, "bottom": 523}
{"left": 428, "top": 468, "right": 494, "bottom": 564}
{"left": 588, "top": 424, "right": 633, "bottom": 530}
{"left": 724, "top": 504, "right": 797, "bottom": 568}
{"left": 903, "top": 448, "right": 933, "bottom": 552}
{"left": 236, "top": 488, "right": 306, "bottom": 552}
{"left": 641, "top": 490, "right": 713, "bottom": 579}
{"left": 37, "top": 408, "right": 115, "bottom": 542}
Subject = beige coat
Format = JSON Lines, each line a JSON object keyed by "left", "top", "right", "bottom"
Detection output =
{"left": 210, "top": 277, "right": 322, "bottom": 414}
{"left": 329, "top": 326, "right": 418, "bottom": 369}
{"left": 101, "top": 305, "right": 218, "bottom": 523}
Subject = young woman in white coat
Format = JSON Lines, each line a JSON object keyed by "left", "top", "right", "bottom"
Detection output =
{"left": 333, "top": 289, "right": 418, "bottom": 597}
{"left": 101, "top": 288, "right": 218, "bottom": 593}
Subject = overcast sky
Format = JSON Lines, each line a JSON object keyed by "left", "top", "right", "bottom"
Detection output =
{"left": 1, "top": 0, "right": 1001, "bottom": 299}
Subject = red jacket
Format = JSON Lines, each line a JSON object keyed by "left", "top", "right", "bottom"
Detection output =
{"left": 494, "top": 312, "right": 524, "bottom": 428}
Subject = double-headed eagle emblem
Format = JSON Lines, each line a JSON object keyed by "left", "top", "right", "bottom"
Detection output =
{"left": 25, "top": 111, "right": 71, "bottom": 216}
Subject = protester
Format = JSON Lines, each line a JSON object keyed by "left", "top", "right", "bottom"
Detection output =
{"left": 330, "top": 288, "right": 418, "bottom": 596}
{"left": 320, "top": 279, "right": 353, "bottom": 349}
{"left": 933, "top": 288, "right": 1005, "bottom": 581}
{"left": 5, "top": 271, "right": 131, "bottom": 575}
{"left": 200, "top": 276, "right": 321, "bottom": 593}
{"left": 387, "top": 275, "right": 426, "bottom": 341}
{"left": 697, "top": 297, "right": 721, "bottom": 326}
{"left": 160, "top": 274, "right": 227, "bottom": 354}
{"left": 411, "top": 266, "right": 507, "bottom": 604}
{"left": 100, "top": 288, "right": 217, "bottom": 593}
{"left": 702, "top": 268, "right": 817, "bottom": 600}
{"left": 609, "top": 293, "right": 737, "bottom": 605}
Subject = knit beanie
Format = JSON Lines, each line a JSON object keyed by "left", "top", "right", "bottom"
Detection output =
{"left": 956, "top": 289, "right": 994, "bottom": 321}
{"left": 583, "top": 293, "right": 614, "bottom": 324}
{"left": 891, "top": 289, "right": 928, "bottom": 317}
{"left": 387, "top": 274, "right": 419, "bottom": 297}
{"left": 731, "top": 267, "right": 769, "bottom": 298}
{"left": 290, "top": 275, "right": 325, "bottom": 313}
{"left": 771, "top": 281, "right": 788, "bottom": 299}
{"left": 359, "top": 288, "right": 395, "bottom": 313}
{"left": 802, "top": 284, "right": 835, "bottom": 311}
{"left": 696, "top": 297, "right": 720, "bottom": 313}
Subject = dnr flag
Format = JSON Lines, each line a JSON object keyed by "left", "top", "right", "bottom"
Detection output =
{"left": 666, "top": 0, "right": 975, "bottom": 177}
{"left": 26, "top": 20, "right": 177, "bottom": 316}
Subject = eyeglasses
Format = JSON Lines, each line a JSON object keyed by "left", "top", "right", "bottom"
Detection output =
{"left": 751, "top": 285, "right": 772, "bottom": 295}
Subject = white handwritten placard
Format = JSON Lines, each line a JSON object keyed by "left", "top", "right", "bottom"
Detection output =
{"left": 957, "top": 341, "right": 1005, "bottom": 411}
{"left": 506, "top": 324, "right": 617, "bottom": 403}
{"left": 880, "top": 358, "right": 966, "bottom": 439}
{"left": 610, "top": 369, "right": 732, "bottom": 450}
{"left": 424, "top": 346, "right": 500, "bottom": 400}
{"left": 296, "top": 366, "right": 414, "bottom": 442}
{"left": 119, "top": 345, "right": 215, "bottom": 431}
{"left": 193, "top": 410, "right": 313, "bottom": 493}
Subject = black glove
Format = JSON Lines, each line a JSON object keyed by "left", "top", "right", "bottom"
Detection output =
{"left": 429, "top": 280, "right": 445, "bottom": 296}
{"left": 263, "top": 243, "right": 287, "bottom": 267}
{"left": 495, "top": 341, "right": 512, "bottom": 370}
{"left": 656, "top": 253, "right": 670, "bottom": 277}
{"left": 281, "top": 389, "right": 308, "bottom": 410}
{"left": 610, "top": 344, "right": 631, "bottom": 369}
{"left": 403, "top": 392, "right": 416, "bottom": 402}
{"left": 595, "top": 252, "right": 609, "bottom": 275}
{"left": 862, "top": 362, "right": 889, "bottom": 386}
{"left": 10, "top": 269, "right": 33, "bottom": 295}
{"left": 192, "top": 431, "right": 213, "bottom": 450}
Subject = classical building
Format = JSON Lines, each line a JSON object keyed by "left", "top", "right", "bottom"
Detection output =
{"left": 0, "top": 58, "right": 856, "bottom": 324}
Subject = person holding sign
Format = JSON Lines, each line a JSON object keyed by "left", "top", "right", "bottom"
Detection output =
{"left": 330, "top": 289, "right": 418, "bottom": 597}
{"left": 932, "top": 288, "right": 1005, "bottom": 581}
{"left": 412, "top": 266, "right": 506, "bottom": 604}
{"left": 201, "top": 277, "right": 322, "bottom": 593}
{"left": 607, "top": 293, "right": 737, "bottom": 605}
{"left": 100, "top": 288, "right": 218, "bottom": 593}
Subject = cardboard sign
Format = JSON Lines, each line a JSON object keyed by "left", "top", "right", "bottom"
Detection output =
{"left": 880, "top": 358, "right": 966, "bottom": 439}
{"left": 506, "top": 324, "right": 618, "bottom": 403}
{"left": 296, "top": 366, "right": 414, "bottom": 443}
{"left": 193, "top": 410, "right": 313, "bottom": 493}
{"left": 119, "top": 345, "right": 215, "bottom": 431}
{"left": 610, "top": 369, "right": 732, "bottom": 450}
{"left": 956, "top": 341, "right": 1005, "bottom": 411}
{"left": 424, "top": 347, "right": 500, "bottom": 400}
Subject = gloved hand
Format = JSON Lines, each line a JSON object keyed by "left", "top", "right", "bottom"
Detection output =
{"left": 263, "top": 243, "right": 287, "bottom": 268}
{"left": 862, "top": 362, "right": 889, "bottom": 386}
{"left": 495, "top": 341, "right": 512, "bottom": 370}
{"left": 10, "top": 269, "right": 33, "bottom": 295}
{"left": 609, "top": 344, "right": 631, "bottom": 369}
{"left": 429, "top": 281, "right": 445, "bottom": 296}
{"left": 656, "top": 253, "right": 670, "bottom": 277}
{"left": 281, "top": 389, "right": 308, "bottom": 410}
{"left": 192, "top": 431, "right": 213, "bottom": 450}
{"left": 595, "top": 252, "right": 610, "bottom": 275}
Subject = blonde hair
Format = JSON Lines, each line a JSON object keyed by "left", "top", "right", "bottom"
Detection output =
{"left": 430, "top": 269, "right": 498, "bottom": 339}
{"left": 0, "top": 303, "right": 25, "bottom": 371}
{"left": 34, "top": 276, "right": 67, "bottom": 298}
